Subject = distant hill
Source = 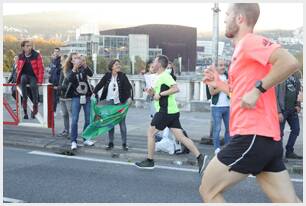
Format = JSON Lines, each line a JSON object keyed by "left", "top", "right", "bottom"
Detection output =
{"left": 4, "top": 11, "right": 126, "bottom": 40}
{"left": 4, "top": 12, "right": 84, "bottom": 38}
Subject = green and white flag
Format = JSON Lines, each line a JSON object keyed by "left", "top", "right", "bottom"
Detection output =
{"left": 82, "top": 97, "right": 129, "bottom": 140}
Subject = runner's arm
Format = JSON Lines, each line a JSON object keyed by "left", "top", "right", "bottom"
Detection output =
{"left": 261, "top": 48, "right": 299, "bottom": 90}
{"left": 160, "top": 84, "right": 179, "bottom": 96}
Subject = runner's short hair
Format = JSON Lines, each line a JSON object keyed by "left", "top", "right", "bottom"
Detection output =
{"left": 232, "top": 3, "right": 260, "bottom": 28}
{"left": 157, "top": 55, "right": 169, "bottom": 69}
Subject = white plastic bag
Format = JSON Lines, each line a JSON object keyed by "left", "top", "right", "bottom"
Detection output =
{"left": 155, "top": 137, "right": 175, "bottom": 155}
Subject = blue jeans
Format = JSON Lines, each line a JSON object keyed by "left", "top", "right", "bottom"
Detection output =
{"left": 211, "top": 106, "right": 230, "bottom": 150}
{"left": 280, "top": 109, "right": 300, "bottom": 155}
{"left": 71, "top": 96, "right": 91, "bottom": 143}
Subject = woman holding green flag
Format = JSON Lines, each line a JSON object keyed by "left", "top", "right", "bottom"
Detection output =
{"left": 93, "top": 59, "right": 133, "bottom": 151}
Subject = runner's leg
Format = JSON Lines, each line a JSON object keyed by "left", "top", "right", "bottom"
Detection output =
{"left": 170, "top": 128, "right": 200, "bottom": 157}
{"left": 147, "top": 126, "right": 160, "bottom": 159}
{"left": 256, "top": 171, "right": 301, "bottom": 202}
{"left": 199, "top": 156, "right": 248, "bottom": 202}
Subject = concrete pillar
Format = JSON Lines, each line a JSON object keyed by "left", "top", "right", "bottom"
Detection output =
{"left": 193, "top": 81, "right": 200, "bottom": 100}
{"left": 200, "top": 81, "right": 205, "bottom": 101}
{"left": 134, "top": 80, "right": 141, "bottom": 99}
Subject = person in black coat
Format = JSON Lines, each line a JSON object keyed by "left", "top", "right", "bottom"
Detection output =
{"left": 8, "top": 56, "right": 18, "bottom": 100}
{"left": 57, "top": 54, "right": 73, "bottom": 138}
{"left": 93, "top": 59, "right": 133, "bottom": 151}
{"left": 48, "top": 48, "right": 62, "bottom": 114}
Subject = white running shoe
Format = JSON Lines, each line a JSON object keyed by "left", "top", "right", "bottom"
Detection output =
{"left": 84, "top": 140, "right": 95, "bottom": 146}
{"left": 71, "top": 141, "right": 77, "bottom": 150}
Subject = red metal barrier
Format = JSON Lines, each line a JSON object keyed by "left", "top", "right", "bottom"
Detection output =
{"left": 3, "top": 83, "right": 55, "bottom": 136}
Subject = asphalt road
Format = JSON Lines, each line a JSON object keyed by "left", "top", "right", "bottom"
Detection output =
{"left": 3, "top": 147, "right": 303, "bottom": 203}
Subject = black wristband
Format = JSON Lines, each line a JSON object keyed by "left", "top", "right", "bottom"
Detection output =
{"left": 255, "top": 80, "right": 266, "bottom": 93}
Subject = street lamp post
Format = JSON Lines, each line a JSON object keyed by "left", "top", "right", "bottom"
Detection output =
{"left": 178, "top": 56, "right": 182, "bottom": 76}
{"left": 131, "top": 56, "right": 135, "bottom": 75}
{"left": 210, "top": 3, "right": 220, "bottom": 139}
{"left": 92, "top": 53, "right": 97, "bottom": 75}
{"left": 212, "top": 3, "right": 220, "bottom": 66}
{"left": 204, "top": 3, "right": 220, "bottom": 143}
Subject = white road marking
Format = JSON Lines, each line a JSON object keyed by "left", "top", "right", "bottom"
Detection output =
{"left": 29, "top": 150, "right": 303, "bottom": 183}
{"left": 29, "top": 150, "right": 197, "bottom": 172}
{"left": 3, "top": 197, "right": 25, "bottom": 203}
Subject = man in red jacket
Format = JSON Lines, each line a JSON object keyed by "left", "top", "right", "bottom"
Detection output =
{"left": 17, "top": 40, "right": 44, "bottom": 119}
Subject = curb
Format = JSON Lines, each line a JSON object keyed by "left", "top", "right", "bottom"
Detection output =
{"left": 4, "top": 139, "right": 302, "bottom": 175}
{"left": 4, "top": 140, "right": 196, "bottom": 168}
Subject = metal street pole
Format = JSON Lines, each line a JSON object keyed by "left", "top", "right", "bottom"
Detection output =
{"left": 208, "top": 3, "right": 220, "bottom": 141}
{"left": 131, "top": 56, "right": 135, "bottom": 75}
{"left": 178, "top": 56, "right": 182, "bottom": 76}
{"left": 92, "top": 53, "right": 97, "bottom": 75}
{"left": 212, "top": 3, "right": 220, "bottom": 67}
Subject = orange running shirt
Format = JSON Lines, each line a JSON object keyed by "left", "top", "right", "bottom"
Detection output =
{"left": 228, "top": 33, "right": 281, "bottom": 141}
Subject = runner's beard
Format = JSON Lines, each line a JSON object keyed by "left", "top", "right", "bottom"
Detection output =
{"left": 225, "top": 22, "right": 239, "bottom": 38}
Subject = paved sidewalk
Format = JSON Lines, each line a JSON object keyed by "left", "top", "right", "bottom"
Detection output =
{"left": 3, "top": 107, "right": 303, "bottom": 175}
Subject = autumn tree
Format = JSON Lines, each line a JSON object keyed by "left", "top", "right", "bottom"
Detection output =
{"left": 3, "top": 34, "right": 64, "bottom": 71}
{"left": 96, "top": 56, "right": 109, "bottom": 74}
{"left": 134, "top": 56, "right": 146, "bottom": 74}
{"left": 3, "top": 49, "right": 16, "bottom": 72}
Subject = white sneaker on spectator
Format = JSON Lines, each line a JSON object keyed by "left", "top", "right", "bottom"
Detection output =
{"left": 215, "top": 148, "right": 221, "bottom": 155}
{"left": 71, "top": 141, "right": 77, "bottom": 150}
{"left": 84, "top": 140, "right": 95, "bottom": 146}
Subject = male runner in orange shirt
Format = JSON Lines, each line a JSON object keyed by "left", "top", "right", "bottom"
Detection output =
{"left": 200, "top": 3, "right": 301, "bottom": 203}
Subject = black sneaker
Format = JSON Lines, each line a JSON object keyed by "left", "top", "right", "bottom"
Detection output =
{"left": 122, "top": 143, "right": 128, "bottom": 151}
{"left": 23, "top": 114, "right": 29, "bottom": 119}
{"left": 135, "top": 159, "right": 155, "bottom": 169}
{"left": 106, "top": 142, "right": 114, "bottom": 150}
{"left": 198, "top": 154, "right": 208, "bottom": 176}
{"left": 286, "top": 152, "right": 303, "bottom": 159}
{"left": 31, "top": 111, "right": 35, "bottom": 119}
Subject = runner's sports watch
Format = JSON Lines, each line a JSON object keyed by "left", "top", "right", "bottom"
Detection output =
{"left": 255, "top": 80, "right": 267, "bottom": 93}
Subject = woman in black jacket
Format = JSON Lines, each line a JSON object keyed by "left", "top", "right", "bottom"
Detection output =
{"left": 57, "top": 54, "right": 74, "bottom": 138}
{"left": 8, "top": 56, "right": 18, "bottom": 100}
{"left": 93, "top": 59, "right": 133, "bottom": 151}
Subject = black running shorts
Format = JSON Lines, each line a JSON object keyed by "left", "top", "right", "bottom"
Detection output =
{"left": 151, "top": 112, "right": 182, "bottom": 131}
{"left": 217, "top": 135, "right": 286, "bottom": 176}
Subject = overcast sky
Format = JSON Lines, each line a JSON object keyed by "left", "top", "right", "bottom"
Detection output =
{"left": 3, "top": 3, "right": 303, "bottom": 32}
